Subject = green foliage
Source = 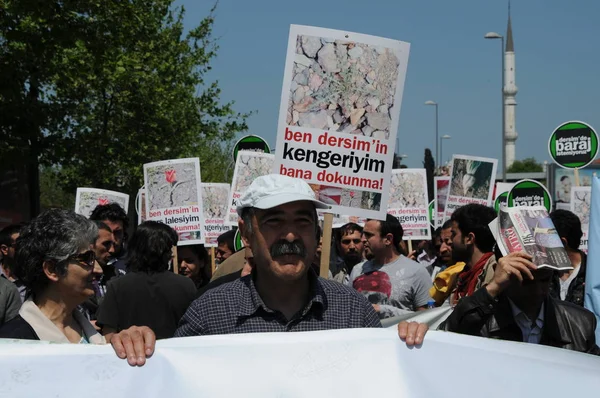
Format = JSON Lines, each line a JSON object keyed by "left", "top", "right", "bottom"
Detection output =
{"left": 507, "top": 157, "right": 544, "bottom": 173}
{"left": 1, "top": 0, "right": 249, "bottom": 210}
{"left": 39, "top": 166, "right": 75, "bottom": 211}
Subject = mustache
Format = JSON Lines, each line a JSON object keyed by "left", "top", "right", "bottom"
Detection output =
{"left": 270, "top": 240, "right": 307, "bottom": 258}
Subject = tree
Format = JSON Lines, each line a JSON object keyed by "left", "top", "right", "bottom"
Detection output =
{"left": 507, "top": 157, "right": 543, "bottom": 173}
{"left": 423, "top": 148, "right": 435, "bottom": 202}
{"left": 1, "top": 1, "right": 249, "bottom": 217}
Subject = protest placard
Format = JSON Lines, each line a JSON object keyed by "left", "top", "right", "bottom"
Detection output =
{"left": 202, "top": 183, "right": 231, "bottom": 247}
{"left": 388, "top": 169, "right": 430, "bottom": 240}
{"left": 443, "top": 155, "right": 497, "bottom": 222}
{"left": 433, "top": 177, "right": 449, "bottom": 227}
{"left": 493, "top": 182, "right": 514, "bottom": 212}
{"left": 75, "top": 188, "right": 129, "bottom": 218}
{"left": 232, "top": 135, "right": 271, "bottom": 163}
{"left": 571, "top": 186, "right": 591, "bottom": 252}
{"left": 136, "top": 188, "right": 146, "bottom": 225}
{"left": 274, "top": 25, "right": 410, "bottom": 220}
{"left": 548, "top": 121, "right": 598, "bottom": 169}
{"left": 143, "top": 158, "right": 204, "bottom": 245}
{"left": 507, "top": 179, "right": 552, "bottom": 211}
{"left": 226, "top": 152, "right": 275, "bottom": 226}
{"left": 330, "top": 214, "right": 366, "bottom": 228}
{"left": 428, "top": 200, "right": 435, "bottom": 229}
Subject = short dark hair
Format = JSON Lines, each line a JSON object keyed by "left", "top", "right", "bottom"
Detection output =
{"left": 0, "top": 223, "right": 25, "bottom": 247}
{"left": 126, "top": 221, "right": 178, "bottom": 273}
{"left": 450, "top": 204, "right": 496, "bottom": 252}
{"left": 441, "top": 219, "right": 453, "bottom": 230}
{"left": 560, "top": 176, "right": 570, "bottom": 182}
{"left": 368, "top": 214, "right": 403, "bottom": 252}
{"left": 550, "top": 209, "right": 582, "bottom": 250}
{"left": 89, "top": 203, "right": 129, "bottom": 231}
{"left": 92, "top": 220, "right": 112, "bottom": 234}
{"left": 336, "top": 223, "right": 362, "bottom": 240}
{"left": 216, "top": 230, "right": 236, "bottom": 253}
{"left": 15, "top": 209, "right": 97, "bottom": 299}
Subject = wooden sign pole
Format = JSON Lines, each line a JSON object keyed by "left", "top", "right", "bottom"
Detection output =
{"left": 172, "top": 246, "right": 179, "bottom": 274}
{"left": 574, "top": 168, "right": 581, "bottom": 187}
{"left": 319, "top": 213, "right": 333, "bottom": 279}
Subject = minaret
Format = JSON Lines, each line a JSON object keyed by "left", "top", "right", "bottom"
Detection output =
{"left": 504, "top": 2, "right": 518, "bottom": 168}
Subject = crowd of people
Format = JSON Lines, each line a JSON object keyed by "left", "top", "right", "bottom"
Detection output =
{"left": 0, "top": 174, "right": 598, "bottom": 365}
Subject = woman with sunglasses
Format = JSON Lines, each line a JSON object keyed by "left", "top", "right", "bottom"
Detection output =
{"left": 0, "top": 209, "right": 105, "bottom": 343}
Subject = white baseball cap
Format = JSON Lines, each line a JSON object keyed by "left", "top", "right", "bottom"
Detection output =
{"left": 236, "top": 174, "right": 331, "bottom": 216}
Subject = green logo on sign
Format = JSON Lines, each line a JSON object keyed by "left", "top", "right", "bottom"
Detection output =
{"left": 507, "top": 179, "right": 552, "bottom": 211}
{"left": 428, "top": 200, "right": 435, "bottom": 228}
{"left": 233, "top": 135, "right": 271, "bottom": 163}
{"left": 494, "top": 192, "right": 509, "bottom": 213}
{"left": 548, "top": 121, "right": 598, "bottom": 169}
{"left": 233, "top": 229, "right": 245, "bottom": 252}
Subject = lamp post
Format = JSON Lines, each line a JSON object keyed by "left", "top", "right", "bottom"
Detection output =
{"left": 424, "top": 100, "right": 439, "bottom": 166}
{"left": 440, "top": 134, "right": 451, "bottom": 166}
{"left": 484, "top": 32, "right": 506, "bottom": 182}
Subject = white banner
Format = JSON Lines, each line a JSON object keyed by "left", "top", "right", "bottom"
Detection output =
{"left": 201, "top": 183, "right": 231, "bottom": 247}
{"left": 274, "top": 25, "right": 410, "bottom": 220}
{"left": 1, "top": 329, "right": 599, "bottom": 397}
{"left": 388, "top": 169, "right": 430, "bottom": 240}
{"left": 75, "top": 188, "right": 129, "bottom": 218}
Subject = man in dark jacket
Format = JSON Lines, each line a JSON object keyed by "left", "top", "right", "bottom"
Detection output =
{"left": 548, "top": 209, "right": 586, "bottom": 306}
{"left": 445, "top": 251, "right": 600, "bottom": 355}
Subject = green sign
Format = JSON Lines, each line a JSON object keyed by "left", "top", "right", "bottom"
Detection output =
{"left": 494, "top": 192, "right": 509, "bottom": 213}
{"left": 428, "top": 200, "right": 435, "bottom": 228}
{"left": 233, "top": 229, "right": 245, "bottom": 252}
{"left": 507, "top": 179, "right": 552, "bottom": 211}
{"left": 548, "top": 121, "right": 598, "bottom": 169}
{"left": 233, "top": 135, "right": 271, "bottom": 163}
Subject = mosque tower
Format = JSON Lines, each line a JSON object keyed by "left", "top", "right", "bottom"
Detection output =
{"left": 504, "top": 4, "right": 518, "bottom": 168}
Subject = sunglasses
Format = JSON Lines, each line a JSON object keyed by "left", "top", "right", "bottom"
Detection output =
{"left": 67, "top": 250, "right": 96, "bottom": 269}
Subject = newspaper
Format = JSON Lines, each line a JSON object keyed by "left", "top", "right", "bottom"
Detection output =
{"left": 489, "top": 205, "right": 572, "bottom": 271}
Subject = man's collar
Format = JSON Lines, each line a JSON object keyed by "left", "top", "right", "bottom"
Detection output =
{"left": 236, "top": 268, "right": 325, "bottom": 319}
{"left": 508, "top": 298, "right": 545, "bottom": 329}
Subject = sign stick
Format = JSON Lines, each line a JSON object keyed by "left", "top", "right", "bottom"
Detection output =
{"left": 319, "top": 213, "right": 333, "bottom": 279}
{"left": 407, "top": 239, "right": 413, "bottom": 255}
{"left": 574, "top": 168, "right": 581, "bottom": 187}
{"left": 211, "top": 247, "right": 216, "bottom": 275}
{"left": 172, "top": 246, "right": 179, "bottom": 275}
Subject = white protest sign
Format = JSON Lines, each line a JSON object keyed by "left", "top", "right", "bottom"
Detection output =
{"left": 143, "top": 158, "right": 204, "bottom": 245}
{"left": 443, "top": 154, "right": 498, "bottom": 221}
{"left": 136, "top": 187, "right": 146, "bottom": 225}
{"left": 75, "top": 188, "right": 129, "bottom": 218}
{"left": 274, "top": 25, "right": 410, "bottom": 220}
{"left": 1, "top": 329, "right": 600, "bottom": 398}
{"left": 388, "top": 169, "right": 430, "bottom": 240}
{"left": 571, "top": 186, "right": 591, "bottom": 252}
{"left": 226, "top": 152, "right": 275, "bottom": 226}
{"left": 201, "top": 183, "right": 231, "bottom": 247}
{"left": 433, "top": 176, "right": 449, "bottom": 227}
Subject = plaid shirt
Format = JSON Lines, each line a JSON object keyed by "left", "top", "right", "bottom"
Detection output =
{"left": 174, "top": 270, "right": 381, "bottom": 336}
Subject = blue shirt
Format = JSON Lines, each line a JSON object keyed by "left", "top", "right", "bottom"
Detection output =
{"left": 175, "top": 270, "right": 381, "bottom": 336}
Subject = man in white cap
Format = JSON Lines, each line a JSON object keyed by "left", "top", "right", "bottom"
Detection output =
{"left": 110, "top": 175, "right": 427, "bottom": 366}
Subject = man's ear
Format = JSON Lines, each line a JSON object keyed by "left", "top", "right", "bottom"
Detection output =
{"left": 560, "top": 237, "right": 569, "bottom": 249}
{"left": 0, "top": 244, "right": 8, "bottom": 256}
{"left": 464, "top": 232, "right": 475, "bottom": 246}
{"left": 384, "top": 233, "right": 394, "bottom": 246}
{"left": 42, "top": 261, "right": 61, "bottom": 283}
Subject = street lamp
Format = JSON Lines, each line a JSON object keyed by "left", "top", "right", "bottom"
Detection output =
{"left": 424, "top": 100, "right": 439, "bottom": 166}
{"left": 440, "top": 134, "right": 451, "bottom": 165}
{"left": 484, "top": 31, "right": 506, "bottom": 182}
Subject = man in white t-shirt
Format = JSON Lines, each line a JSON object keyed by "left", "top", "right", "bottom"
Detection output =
{"left": 350, "top": 214, "right": 431, "bottom": 318}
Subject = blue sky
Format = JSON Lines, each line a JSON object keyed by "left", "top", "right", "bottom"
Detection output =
{"left": 177, "top": 0, "right": 600, "bottom": 169}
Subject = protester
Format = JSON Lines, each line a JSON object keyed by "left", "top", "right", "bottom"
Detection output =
{"left": 109, "top": 175, "right": 427, "bottom": 365}
{"left": 0, "top": 209, "right": 105, "bottom": 343}
{"left": 0, "top": 276, "right": 20, "bottom": 327}
{"left": 178, "top": 244, "right": 211, "bottom": 289}
{"left": 0, "top": 223, "right": 27, "bottom": 301}
{"left": 215, "top": 230, "right": 235, "bottom": 265}
{"left": 429, "top": 220, "right": 467, "bottom": 306}
{"left": 89, "top": 203, "right": 129, "bottom": 275}
{"left": 548, "top": 209, "right": 586, "bottom": 306}
{"left": 444, "top": 251, "right": 600, "bottom": 355}
{"left": 350, "top": 214, "right": 431, "bottom": 318}
{"left": 96, "top": 221, "right": 197, "bottom": 340}
{"left": 209, "top": 246, "right": 251, "bottom": 282}
{"left": 449, "top": 204, "right": 497, "bottom": 305}
{"left": 331, "top": 223, "right": 365, "bottom": 285}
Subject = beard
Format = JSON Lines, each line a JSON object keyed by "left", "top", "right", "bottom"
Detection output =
{"left": 451, "top": 243, "right": 470, "bottom": 264}
{"left": 343, "top": 251, "right": 363, "bottom": 267}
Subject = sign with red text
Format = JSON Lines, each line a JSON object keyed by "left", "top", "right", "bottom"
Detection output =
{"left": 443, "top": 155, "right": 498, "bottom": 221}
{"left": 226, "top": 152, "right": 275, "bottom": 226}
{"left": 202, "top": 183, "right": 231, "bottom": 247}
{"left": 571, "top": 186, "right": 591, "bottom": 253}
{"left": 274, "top": 25, "right": 410, "bottom": 219}
{"left": 143, "top": 158, "right": 204, "bottom": 245}
{"left": 75, "top": 188, "right": 129, "bottom": 218}
{"left": 388, "top": 169, "right": 430, "bottom": 240}
{"left": 433, "top": 177, "right": 450, "bottom": 228}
